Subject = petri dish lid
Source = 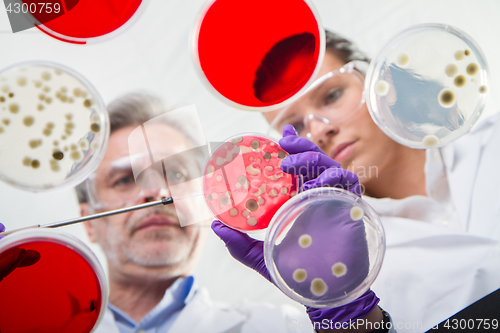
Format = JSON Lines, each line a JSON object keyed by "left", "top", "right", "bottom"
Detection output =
{"left": 365, "top": 24, "right": 489, "bottom": 149}
{"left": 192, "top": 0, "right": 325, "bottom": 111}
{"left": 0, "top": 61, "right": 109, "bottom": 192}
{"left": 264, "top": 188, "right": 385, "bottom": 308}
{"left": 0, "top": 229, "right": 108, "bottom": 333}
{"left": 32, "top": 0, "right": 147, "bottom": 44}
{"left": 203, "top": 133, "right": 298, "bottom": 232}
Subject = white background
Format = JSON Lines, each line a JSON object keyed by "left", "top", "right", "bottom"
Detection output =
{"left": 0, "top": 0, "right": 499, "bottom": 310}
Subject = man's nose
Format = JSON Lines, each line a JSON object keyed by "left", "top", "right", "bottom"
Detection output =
{"left": 306, "top": 114, "right": 338, "bottom": 147}
{"left": 138, "top": 168, "right": 171, "bottom": 202}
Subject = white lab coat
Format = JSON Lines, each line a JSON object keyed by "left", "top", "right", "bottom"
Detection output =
{"left": 366, "top": 114, "right": 500, "bottom": 332}
{"left": 94, "top": 287, "right": 314, "bottom": 333}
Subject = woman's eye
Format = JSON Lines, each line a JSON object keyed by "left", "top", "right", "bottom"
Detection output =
{"left": 168, "top": 171, "right": 187, "bottom": 182}
{"left": 291, "top": 122, "right": 305, "bottom": 136}
{"left": 325, "top": 89, "right": 343, "bottom": 104}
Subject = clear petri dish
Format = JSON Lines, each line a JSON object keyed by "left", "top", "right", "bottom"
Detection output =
{"left": 365, "top": 24, "right": 489, "bottom": 149}
{"left": 264, "top": 188, "right": 385, "bottom": 308}
{"left": 192, "top": 0, "right": 325, "bottom": 111}
{"left": 0, "top": 61, "right": 109, "bottom": 192}
{"left": 0, "top": 229, "right": 108, "bottom": 333}
{"left": 203, "top": 133, "right": 297, "bottom": 232}
{"left": 33, "top": 0, "right": 147, "bottom": 44}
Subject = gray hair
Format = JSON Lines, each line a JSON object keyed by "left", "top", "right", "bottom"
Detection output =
{"left": 324, "top": 30, "right": 370, "bottom": 64}
{"left": 75, "top": 93, "right": 198, "bottom": 204}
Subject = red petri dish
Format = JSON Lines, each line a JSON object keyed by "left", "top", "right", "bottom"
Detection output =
{"left": 0, "top": 229, "right": 107, "bottom": 333}
{"left": 32, "top": 0, "right": 146, "bottom": 44}
{"left": 203, "top": 134, "right": 297, "bottom": 232}
{"left": 194, "top": 0, "right": 325, "bottom": 111}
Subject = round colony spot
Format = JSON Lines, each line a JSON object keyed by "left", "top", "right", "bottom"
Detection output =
{"left": 350, "top": 206, "right": 364, "bottom": 220}
{"left": 8, "top": 92, "right": 14, "bottom": 98}
{"left": 298, "top": 234, "right": 312, "bottom": 248}
{"left": 454, "top": 50, "right": 465, "bottom": 61}
{"left": 83, "top": 99, "right": 92, "bottom": 108}
{"left": 269, "top": 188, "right": 278, "bottom": 197}
{"left": 280, "top": 187, "right": 288, "bottom": 195}
{"left": 22, "top": 157, "right": 31, "bottom": 166}
{"left": 396, "top": 52, "right": 411, "bottom": 67}
{"left": 8, "top": 103, "right": 19, "bottom": 114}
{"left": 310, "top": 278, "right": 328, "bottom": 297}
{"left": 331, "top": 262, "right": 347, "bottom": 277}
{"left": 466, "top": 63, "right": 479, "bottom": 76}
{"left": 247, "top": 217, "right": 257, "bottom": 226}
{"left": 37, "top": 104, "right": 44, "bottom": 111}
{"left": 374, "top": 80, "right": 390, "bottom": 96}
{"left": 52, "top": 151, "right": 64, "bottom": 160}
{"left": 23, "top": 116, "right": 34, "bottom": 127}
{"left": 293, "top": 269, "right": 307, "bottom": 283}
{"left": 263, "top": 151, "right": 271, "bottom": 162}
{"left": 30, "top": 159, "right": 40, "bottom": 169}
{"left": 229, "top": 208, "right": 238, "bottom": 216}
{"left": 454, "top": 75, "right": 466, "bottom": 88}
{"left": 422, "top": 134, "right": 440, "bottom": 148}
{"left": 90, "top": 123, "right": 100, "bottom": 132}
{"left": 445, "top": 64, "right": 458, "bottom": 77}
{"left": 246, "top": 199, "right": 258, "bottom": 212}
{"left": 41, "top": 72, "right": 51, "bottom": 81}
{"left": 479, "top": 85, "right": 488, "bottom": 94}
{"left": 250, "top": 139, "right": 261, "bottom": 149}
{"left": 70, "top": 151, "right": 81, "bottom": 161}
{"left": 465, "top": 49, "right": 470, "bottom": 56}
{"left": 438, "top": 89, "right": 455, "bottom": 108}
{"left": 17, "top": 77, "right": 26, "bottom": 86}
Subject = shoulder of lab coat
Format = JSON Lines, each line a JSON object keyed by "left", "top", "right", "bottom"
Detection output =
{"left": 93, "top": 287, "right": 314, "bottom": 333}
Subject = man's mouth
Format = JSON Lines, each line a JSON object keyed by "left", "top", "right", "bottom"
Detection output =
{"left": 134, "top": 215, "right": 179, "bottom": 233}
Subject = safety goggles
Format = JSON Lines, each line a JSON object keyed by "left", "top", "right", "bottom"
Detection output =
{"left": 268, "top": 61, "right": 369, "bottom": 140}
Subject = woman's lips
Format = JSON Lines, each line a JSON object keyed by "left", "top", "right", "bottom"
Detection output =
{"left": 330, "top": 141, "right": 357, "bottom": 163}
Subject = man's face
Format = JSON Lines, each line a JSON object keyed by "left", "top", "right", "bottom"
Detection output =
{"left": 84, "top": 124, "right": 206, "bottom": 280}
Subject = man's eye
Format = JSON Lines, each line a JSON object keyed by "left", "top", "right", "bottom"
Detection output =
{"left": 112, "top": 175, "right": 134, "bottom": 188}
{"left": 325, "top": 89, "right": 343, "bottom": 104}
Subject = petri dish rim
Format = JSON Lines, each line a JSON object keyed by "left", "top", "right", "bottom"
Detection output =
{"left": 364, "top": 23, "right": 489, "bottom": 149}
{"left": 0, "top": 228, "right": 109, "bottom": 332}
{"left": 264, "top": 187, "right": 386, "bottom": 308}
{"left": 35, "top": 0, "right": 150, "bottom": 45}
{"left": 190, "top": 0, "right": 326, "bottom": 112}
{"left": 0, "top": 60, "right": 110, "bottom": 193}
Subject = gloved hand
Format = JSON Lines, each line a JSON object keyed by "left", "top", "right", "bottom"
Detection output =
{"left": 0, "top": 223, "right": 41, "bottom": 281}
{"left": 279, "top": 124, "right": 361, "bottom": 196}
{"left": 212, "top": 221, "right": 379, "bottom": 326}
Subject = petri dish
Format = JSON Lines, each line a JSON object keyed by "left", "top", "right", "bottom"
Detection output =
{"left": 0, "top": 61, "right": 109, "bottom": 192}
{"left": 203, "top": 133, "right": 297, "bottom": 232}
{"left": 193, "top": 0, "right": 325, "bottom": 111}
{"left": 365, "top": 24, "right": 489, "bottom": 149}
{"left": 0, "top": 229, "right": 108, "bottom": 333}
{"left": 264, "top": 188, "right": 385, "bottom": 308}
{"left": 32, "top": 0, "right": 147, "bottom": 44}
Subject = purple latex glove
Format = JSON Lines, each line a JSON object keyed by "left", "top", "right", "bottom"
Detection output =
{"left": 279, "top": 125, "right": 361, "bottom": 196}
{"left": 0, "top": 222, "right": 5, "bottom": 240}
{"left": 212, "top": 219, "right": 379, "bottom": 326}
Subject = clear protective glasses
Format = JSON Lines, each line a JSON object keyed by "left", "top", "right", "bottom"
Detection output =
{"left": 86, "top": 152, "right": 202, "bottom": 210}
{"left": 268, "top": 60, "right": 369, "bottom": 141}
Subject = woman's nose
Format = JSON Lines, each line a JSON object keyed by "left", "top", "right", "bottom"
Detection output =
{"left": 305, "top": 113, "right": 338, "bottom": 147}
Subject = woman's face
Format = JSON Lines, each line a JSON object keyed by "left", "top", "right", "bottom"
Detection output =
{"left": 264, "top": 52, "right": 401, "bottom": 185}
